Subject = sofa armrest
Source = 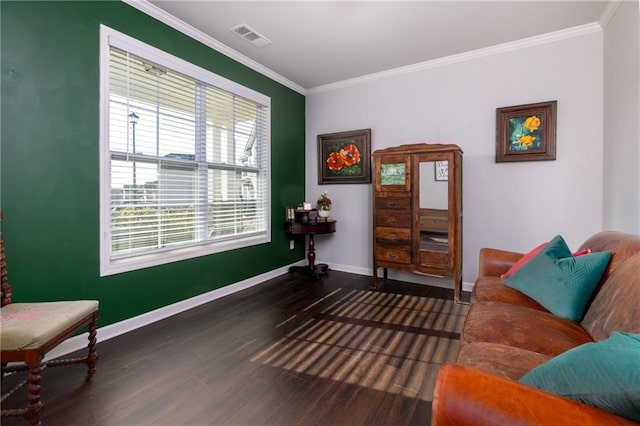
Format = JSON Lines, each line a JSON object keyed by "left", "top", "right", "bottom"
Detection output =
{"left": 478, "top": 248, "right": 523, "bottom": 277}
{"left": 432, "top": 364, "right": 635, "bottom": 426}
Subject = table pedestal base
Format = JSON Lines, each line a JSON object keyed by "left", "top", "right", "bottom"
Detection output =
{"left": 289, "top": 263, "right": 329, "bottom": 280}
{"left": 289, "top": 233, "right": 330, "bottom": 280}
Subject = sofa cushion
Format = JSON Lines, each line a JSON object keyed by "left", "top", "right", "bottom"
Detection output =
{"left": 500, "top": 242, "right": 547, "bottom": 278}
{"left": 582, "top": 251, "right": 640, "bottom": 342}
{"left": 457, "top": 342, "right": 551, "bottom": 381}
{"left": 471, "top": 276, "right": 546, "bottom": 311}
{"left": 462, "top": 301, "right": 593, "bottom": 357}
{"left": 519, "top": 332, "right": 640, "bottom": 422}
{"left": 500, "top": 242, "right": 591, "bottom": 279}
{"left": 577, "top": 232, "right": 640, "bottom": 286}
{"left": 504, "top": 235, "right": 611, "bottom": 321}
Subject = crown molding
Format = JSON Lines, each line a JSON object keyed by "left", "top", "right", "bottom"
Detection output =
{"left": 120, "top": 1, "right": 607, "bottom": 98}
{"left": 598, "top": 0, "right": 624, "bottom": 29}
{"left": 307, "top": 22, "right": 602, "bottom": 95}
{"left": 122, "top": 0, "right": 306, "bottom": 95}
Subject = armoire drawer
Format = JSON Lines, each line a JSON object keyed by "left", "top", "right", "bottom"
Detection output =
{"left": 375, "top": 227, "right": 411, "bottom": 244}
{"left": 375, "top": 197, "right": 411, "bottom": 210}
{"left": 375, "top": 212, "right": 411, "bottom": 228}
{"left": 375, "top": 246, "right": 411, "bottom": 264}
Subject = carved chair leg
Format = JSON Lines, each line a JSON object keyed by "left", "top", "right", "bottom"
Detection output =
{"left": 25, "top": 363, "right": 43, "bottom": 426}
{"left": 85, "top": 314, "right": 98, "bottom": 381}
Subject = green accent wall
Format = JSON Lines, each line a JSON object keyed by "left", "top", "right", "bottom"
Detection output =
{"left": 0, "top": 1, "right": 305, "bottom": 326}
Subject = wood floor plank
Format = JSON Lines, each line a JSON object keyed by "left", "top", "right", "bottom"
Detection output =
{"left": 1, "top": 271, "right": 469, "bottom": 425}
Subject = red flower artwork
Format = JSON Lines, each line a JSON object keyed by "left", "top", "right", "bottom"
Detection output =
{"left": 326, "top": 151, "right": 344, "bottom": 171}
{"left": 325, "top": 143, "right": 362, "bottom": 172}
{"left": 318, "top": 129, "right": 370, "bottom": 183}
{"left": 340, "top": 143, "right": 361, "bottom": 167}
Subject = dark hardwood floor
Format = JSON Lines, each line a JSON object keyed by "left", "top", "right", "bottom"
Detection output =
{"left": 2, "top": 271, "right": 470, "bottom": 426}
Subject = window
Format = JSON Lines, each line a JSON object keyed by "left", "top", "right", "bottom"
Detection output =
{"left": 100, "top": 26, "right": 271, "bottom": 276}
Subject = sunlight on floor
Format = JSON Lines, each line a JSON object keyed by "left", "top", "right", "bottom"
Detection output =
{"left": 252, "top": 289, "right": 469, "bottom": 401}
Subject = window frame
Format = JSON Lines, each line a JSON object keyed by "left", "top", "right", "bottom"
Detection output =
{"left": 99, "top": 25, "right": 271, "bottom": 277}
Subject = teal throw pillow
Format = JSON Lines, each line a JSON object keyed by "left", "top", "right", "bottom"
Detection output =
{"left": 504, "top": 235, "right": 611, "bottom": 321}
{"left": 519, "top": 332, "right": 640, "bottom": 421}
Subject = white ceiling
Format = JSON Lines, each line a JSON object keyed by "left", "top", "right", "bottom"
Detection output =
{"left": 146, "top": 1, "right": 611, "bottom": 92}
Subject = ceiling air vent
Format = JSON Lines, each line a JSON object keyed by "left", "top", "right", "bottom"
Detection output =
{"left": 230, "top": 23, "right": 272, "bottom": 48}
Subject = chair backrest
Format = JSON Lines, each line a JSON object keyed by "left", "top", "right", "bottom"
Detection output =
{"left": 0, "top": 210, "right": 12, "bottom": 306}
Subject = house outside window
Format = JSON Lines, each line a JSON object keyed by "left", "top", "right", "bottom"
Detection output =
{"left": 100, "top": 26, "right": 271, "bottom": 276}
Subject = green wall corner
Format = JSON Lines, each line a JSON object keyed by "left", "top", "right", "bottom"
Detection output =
{"left": 1, "top": 1, "right": 305, "bottom": 326}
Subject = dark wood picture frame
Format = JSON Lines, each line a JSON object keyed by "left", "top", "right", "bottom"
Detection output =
{"left": 318, "top": 128, "right": 371, "bottom": 184}
{"left": 496, "top": 100, "right": 557, "bottom": 163}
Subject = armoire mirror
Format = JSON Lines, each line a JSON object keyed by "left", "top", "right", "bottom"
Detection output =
{"left": 418, "top": 161, "right": 449, "bottom": 253}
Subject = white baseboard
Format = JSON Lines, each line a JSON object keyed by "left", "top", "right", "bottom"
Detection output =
{"left": 325, "top": 261, "right": 475, "bottom": 293}
{"left": 44, "top": 261, "right": 303, "bottom": 361}
{"left": 45, "top": 259, "right": 471, "bottom": 361}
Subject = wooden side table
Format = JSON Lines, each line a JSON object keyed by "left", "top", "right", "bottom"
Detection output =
{"left": 286, "top": 220, "right": 336, "bottom": 279}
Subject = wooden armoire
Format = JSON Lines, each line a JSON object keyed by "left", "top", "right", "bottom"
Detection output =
{"left": 372, "top": 143, "right": 463, "bottom": 301}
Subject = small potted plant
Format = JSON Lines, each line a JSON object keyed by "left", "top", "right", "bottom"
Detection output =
{"left": 316, "top": 191, "right": 332, "bottom": 218}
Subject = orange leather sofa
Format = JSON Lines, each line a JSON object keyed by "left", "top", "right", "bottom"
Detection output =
{"left": 432, "top": 231, "right": 640, "bottom": 425}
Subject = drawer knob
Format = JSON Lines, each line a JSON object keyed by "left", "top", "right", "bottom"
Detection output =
{"left": 389, "top": 234, "right": 397, "bottom": 240}
{"left": 389, "top": 252, "right": 397, "bottom": 259}
{"left": 388, "top": 217, "right": 396, "bottom": 224}
{"left": 388, "top": 200, "right": 396, "bottom": 207}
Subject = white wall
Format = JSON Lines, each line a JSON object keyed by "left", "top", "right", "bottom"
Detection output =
{"left": 306, "top": 31, "right": 604, "bottom": 289}
{"left": 603, "top": 0, "right": 640, "bottom": 233}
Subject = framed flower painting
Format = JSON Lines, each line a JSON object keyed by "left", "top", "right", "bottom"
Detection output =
{"left": 318, "top": 128, "right": 372, "bottom": 184}
{"left": 496, "top": 100, "right": 557, "bottom": 162}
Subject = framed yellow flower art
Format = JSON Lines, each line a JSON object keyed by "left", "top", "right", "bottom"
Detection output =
{"left": 317, "top": 128, "right": 371, "bottom": 184}
{"left": 496, "top": 100, "right": 557, "bottom": 163}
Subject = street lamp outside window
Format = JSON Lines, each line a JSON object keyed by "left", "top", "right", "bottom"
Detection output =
{"left": 129, "top": 112, "right": 139, "bottom": 199}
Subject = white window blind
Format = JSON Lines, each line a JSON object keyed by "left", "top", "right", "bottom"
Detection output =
{"left": 100, "top": 26, "right": 271, "bottom": 276}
